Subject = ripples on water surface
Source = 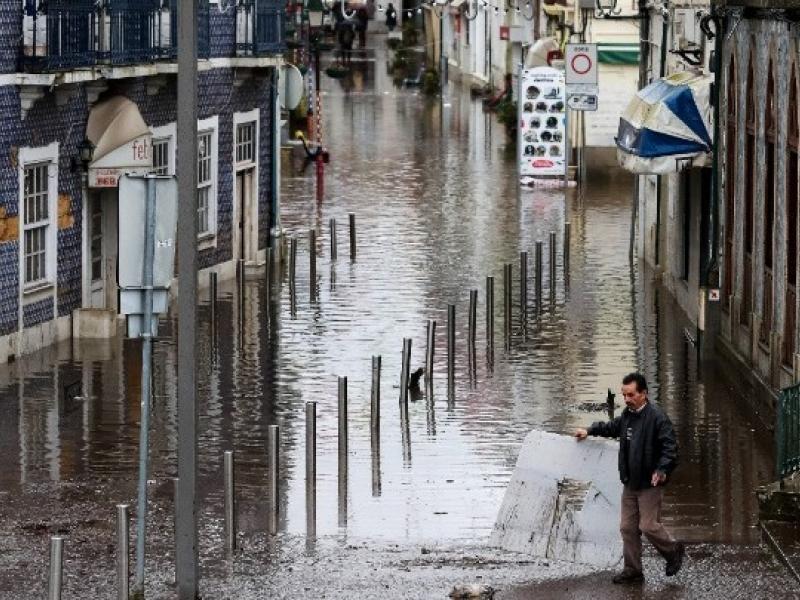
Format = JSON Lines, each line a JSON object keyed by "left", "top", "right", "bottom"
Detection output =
{"left": 0, "top": 46, "right": 773, "bottom": 549}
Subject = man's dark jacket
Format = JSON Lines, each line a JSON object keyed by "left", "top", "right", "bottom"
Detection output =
{"left": 588, "top": 403, "right": 678, "bottom": 490}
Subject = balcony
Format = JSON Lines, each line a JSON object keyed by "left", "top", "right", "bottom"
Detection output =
{"left": 20, "top": 0, "right": 211, "bottom": 72}
{"left": 236, "top": 0, "right": 285, "bottom": 56}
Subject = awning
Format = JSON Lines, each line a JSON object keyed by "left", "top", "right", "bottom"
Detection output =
{"left": 598, "top": 43, "right": 639, "bottom": 65}
{"left": 87, "top": 96, "right": 153, "bottom": 188}
{"left": 616, "top": 71, "right": 713, "bottom": 174}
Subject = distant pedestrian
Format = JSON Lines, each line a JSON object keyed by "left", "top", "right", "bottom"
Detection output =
{"left": 356, "top": 7, "right": 369, "bottom": 47}
{"left": 574, "top": 372, "right": 684, "bottom": 584}
{"left": 385, "top": 2, "right": 397, "bottom": 31}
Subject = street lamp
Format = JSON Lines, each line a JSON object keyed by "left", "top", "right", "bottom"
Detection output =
{"left": 78, "top": 138, "right": 95, "bottom": 169}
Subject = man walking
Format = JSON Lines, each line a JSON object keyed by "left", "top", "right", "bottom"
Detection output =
{"left": 574, "top": 372, "right": 685, "bottom": 584}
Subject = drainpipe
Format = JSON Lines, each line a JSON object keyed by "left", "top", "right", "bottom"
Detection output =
{"left": 655, "top": 6, "right": 669, "bottom": 267}
{"left": 701, "top": 12, "right": 722, "bottom": 288}
{"left": 271, "top": 67, "right": 281, "bottom": 246}
{"left": 632, "top": 0, "right": 650, "bottom": 264}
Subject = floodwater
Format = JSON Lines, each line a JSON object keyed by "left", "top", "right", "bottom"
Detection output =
{"left": 0, "top": 37, "right": 781, "bottom": 597}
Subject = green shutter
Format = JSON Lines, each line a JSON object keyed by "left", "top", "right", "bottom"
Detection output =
{"left": 597, "top": 43, "right": 640, "bottom": 65}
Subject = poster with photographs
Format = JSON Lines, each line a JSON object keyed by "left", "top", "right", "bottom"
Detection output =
{"left": 518, "top": 66, "right": 567, "bottom": 179}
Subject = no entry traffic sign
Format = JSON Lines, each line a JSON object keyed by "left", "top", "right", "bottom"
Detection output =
{"left": 565, "top": 44, "right": 598, "bottom": 85}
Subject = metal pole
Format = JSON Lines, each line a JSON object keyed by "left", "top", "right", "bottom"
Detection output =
{"left": 48, "top": 536, "right": 63, "bottom": 600}
{"left": 238, "top": 258, "right": 245, "bottom": 297}
{"left": 349, "top": 213, "right": 356, "bottom": 261}
{"left": 425, "top": 320, "right": 436, "bottom": 388}
{"left": 305, "top": 402, "right": 317, "bottom": 536}
{"left": 133, "top": 176, "right": 157, "bottom": 595}
{"left": 549, "top": 231, "right": 557, "bottom": 299}
{"left": 534, "top": 241, "right": 543, "bottom": 312}
{"left": 447, "top": 305, "right": 455, "bottom": 386}
{"left": 176, "top": 0, "right": 199, "bottom": 590}
{"left": 519, "top": 251, "right": 528, "bottom": 326}
{"left": 268, "top": 425, "right": 280, "bottom": 535}
{"left": 468, "top": 290, "right": 477, "bottom": 346}
{"left": 330, "top": 218, "right": 337, "bottom": 260}
{"left": 486, "top": 276, "right": 494, "bottom": 349}
{"left": 503, "top": 264, "right": 512, "bottom": 342}
{"left": 338, "top": 376, "right": 348, "bottom": 527}
{"left": 399, "top": 338, "right": 412, "bottom": 405}
{"left": 117, "top": 505, "right": 130, "bottom": 600}
{"left": 209, "top": 271, "right": 217, "bottom": 330}
{"left": 265, "top": 246, "right": 273, "bottom": 289}
{"left": 371, "top": 355, "right": 381, "bottom": 497}
{"left": 289, "top": 236, "right": 297, "bottom": 288}
{"left": 309, "top": 229, "right": 317, "bottom": 301}
{"left": 224, "top": 450, "right": 236, "bottom": 553}
{"left": 564, "top": 222, "right": 571, "bottom": 271}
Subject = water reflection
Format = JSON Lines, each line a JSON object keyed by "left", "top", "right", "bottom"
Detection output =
{"left": 0, "top": 43, "right": 773, "bottom": 551}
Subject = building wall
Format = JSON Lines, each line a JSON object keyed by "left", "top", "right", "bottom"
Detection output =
{"left": 719, "top": 15, "right": 800, "bottom": 389}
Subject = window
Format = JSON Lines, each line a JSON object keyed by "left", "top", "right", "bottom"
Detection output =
{"left": 23, "top": 163, "right": 50, "bottom": 286}
{"left": 152, "top": 138, "right": 170, "bottom": 175}
{"left": 742, "top": 50, "right": 756, "bottom": 325}
{"left": 236, "top": 122, "right": 256, "bottom": 165}
{"left": 785, "top": 67, "right": 799, "bottom": 366}
{"left": 761, "top": 62, "right": 776, "bottom": 344}
{"left": 197, "top": 130, "right": 213, "bottom": 236}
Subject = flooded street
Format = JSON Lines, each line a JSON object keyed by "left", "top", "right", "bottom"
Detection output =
{"left": 0, "top": 38, "right": 793, "bottom": 598}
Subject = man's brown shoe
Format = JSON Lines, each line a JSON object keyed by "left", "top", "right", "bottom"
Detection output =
{"left": 666, "top": 542, "right": 685, "bottom": 576}
{"left": 612, "top": 570, "right": 644, "bottom": 584}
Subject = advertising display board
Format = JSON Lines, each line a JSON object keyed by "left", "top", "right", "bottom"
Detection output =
{"left": 518, "top": 67, "right": 567, "bottom": 178}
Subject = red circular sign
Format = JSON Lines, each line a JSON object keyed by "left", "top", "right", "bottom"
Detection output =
{"left": 570, "top": 53, "right": 592, "bottom": 75}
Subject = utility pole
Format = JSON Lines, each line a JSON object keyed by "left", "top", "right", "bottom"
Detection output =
{"left": 176, "top": 0, "right": 199, "bottom": 596}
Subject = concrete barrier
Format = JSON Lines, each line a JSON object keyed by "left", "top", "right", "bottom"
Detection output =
{"left": 490, "top": 429, "right": 623, "bottom": 568}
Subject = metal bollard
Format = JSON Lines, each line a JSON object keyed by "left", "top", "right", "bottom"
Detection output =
{"left": 520, "top": 251, "right": 528, "bottom": 325}
{"left": 564, "top": 222, "right": 571, "bottom": 270}
{"left": 468, "top": 289, "right": 478, "bottom": 346}
{"left": 486, "top": 276, "right": 494, "bottom": 349}
{"left": 371, "top": 356, "right": 382, "bottom": 442}
{"left": 209, "top": 271, "right": 217, "bottom": 325}
{"left": 309, "top": 229, "right": 317, "bottom": 301}
{"left": 503, "top": 264, "right": 512, "bottom": 341}
{"left": 549, "top": 231, "right": 557, "bottom": 298}
{"left": 349, "top": 213, "right": 356, "bottom": 261}
{"left": 265, "top": 246, "right": 273, "bottom": 288}
{"left": 224, "top": 450, "right": 236, "bottom": 553}
{"left": 447, "top": 305, "right": 456, "bottom": 386}
{"left": 371, "top": 356, "right": 382, "bottom": 498}
{"left": 289, "top": 236, "right": 298, "bottom": 288}
{"left": 48, "top": 536, "right": 63, "bottom": 600}
{"left": 268, "top": 425, "right": 280, "bottom": 535}
{"left": 338, "top": 376, "right": 348, "bottom": 527}
{"left": 117, "top": 505, "right": 130, "bottom": 600}
{"left": 305, "top": 402, "right": 317, "bottom": 535}
{"left": 330, "top": 218, "right": 337, "bottom": 260}
{"left": 399, "top": 338, "right": 412, "bottom": 405}
{"left": 534, "top": 242, "right": 543, "bottom": 311}
{"left": 238, "top": 258, "right": 245, "bottom": 298}
{"left": 425, "top": 320, "right": 436, "bottom": 388}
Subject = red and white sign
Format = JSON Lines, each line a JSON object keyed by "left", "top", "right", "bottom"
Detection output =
{"left": 565, "top": 43, "right": 598, "bottom": 86}
{"left": 89, "top": 134, "right": 153, "bottom": 188}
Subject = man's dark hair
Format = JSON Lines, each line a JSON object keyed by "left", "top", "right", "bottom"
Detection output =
{"left": 622, "top": 372, "right": 648, "bottom": 392}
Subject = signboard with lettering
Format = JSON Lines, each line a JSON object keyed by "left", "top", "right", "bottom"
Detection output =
{"left": 518, "top": 66, "right": 567, "bottom": 179}
{"left": 89, "top": 134, "right": 153, "bottom": 188}
{"left": 565, "top": 43, "right": 598, "bottom": 86}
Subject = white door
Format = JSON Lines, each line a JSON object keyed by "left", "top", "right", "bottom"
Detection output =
{"left": 88, "top": 190, "right": 119, "bottom": 311}
{"left": 235, "top": 167, "right": 257, "bottom": 263}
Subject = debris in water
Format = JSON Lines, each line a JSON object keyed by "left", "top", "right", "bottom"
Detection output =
{"left": 449, "top": 584, "right": 496, "bottom": 599}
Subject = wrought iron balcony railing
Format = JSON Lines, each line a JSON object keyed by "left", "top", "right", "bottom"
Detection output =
{"left": 236, "top": 0, "right": 285, "bottom": 56}
{"left": 20, "top": 0, "right": 212, "bottom": 72}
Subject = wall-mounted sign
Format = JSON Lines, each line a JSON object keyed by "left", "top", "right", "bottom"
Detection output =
{"left": 518, "top": 66, "right": 567, "bottom": 179}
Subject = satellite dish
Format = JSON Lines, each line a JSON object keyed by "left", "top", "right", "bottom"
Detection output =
{"left": 279, "top": 64, "right": 304, "bottom": 110}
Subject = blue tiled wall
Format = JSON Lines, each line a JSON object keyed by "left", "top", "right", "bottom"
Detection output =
{"left": 0, "top": 0, "right": 21, "bottom": 75}
{"left": 209, "top": 8, "right": 237, "bottom": 58}
{"left": 0, "top": 67, "right": 276, "bottom": 338}
{"left": 22, "top": 297, "right": 53, "bottom": 329}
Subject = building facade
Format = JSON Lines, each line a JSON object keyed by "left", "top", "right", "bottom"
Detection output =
{"left": 718, "top": 2, "right": 800, "bottom": 391}
{"left": 0, "top": 0, "right": 284, "bottom": 363}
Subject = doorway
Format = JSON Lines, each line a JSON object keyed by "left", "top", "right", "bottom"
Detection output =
{"left": 235, "top": 167, "right": 257, "bottom": 264}
{"left": 88, "top": 189, "right": 119, "bottom": 311}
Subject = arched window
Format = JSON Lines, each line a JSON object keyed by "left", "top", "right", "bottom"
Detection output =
{"left": 742, "top": 52, "right": 756, "bottom": 325}
{"left": 723, "top": 57, "right": 736, "bottom": 311}
{"left": 761, "top": 61, "right": 776, "bottom": 343}
{"left": 785, "top": 67, "right": 799, "bottom": 365}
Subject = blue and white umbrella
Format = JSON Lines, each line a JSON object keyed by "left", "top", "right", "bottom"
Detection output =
{"left": 616, "top": 71, "right": 713, "bottom": 174}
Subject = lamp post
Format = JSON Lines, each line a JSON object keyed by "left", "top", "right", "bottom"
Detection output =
{"left": 77, "top": 138, "right": 94, "bottom": 307}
